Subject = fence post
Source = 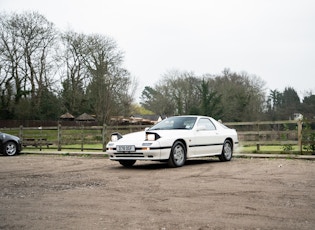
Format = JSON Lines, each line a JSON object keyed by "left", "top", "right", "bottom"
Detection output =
{"left": 256, "top": 122, "right": 260, "bottom": 151}
{"left": 297, "top": 120, "right": 303, "bottom": 153}
{"left": 19, "top": 125, "right": 23, "bottom": 140}
{"left": 58, "top": 123, "right": 62, "bottom": 151}
{"left": 81, "top": 125, "right": 84, "bottom": 152}
{"left": 38, "top": 126, "right": 42, "bottom": 151}
{"left": 102, "top": 124, "right": 106, "bottom": 152}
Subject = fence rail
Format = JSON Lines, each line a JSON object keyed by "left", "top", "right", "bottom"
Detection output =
{"left": 1, "top": 119, "right": 314, "bottom": 153}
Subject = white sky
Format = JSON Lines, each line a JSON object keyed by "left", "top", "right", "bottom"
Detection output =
{"left": 1, "top": 0, "right": 315, "bottom": 101}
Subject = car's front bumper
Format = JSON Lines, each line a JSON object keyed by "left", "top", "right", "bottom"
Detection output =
{"left": 106, "top": 143, "right": 172, "bottom": 161}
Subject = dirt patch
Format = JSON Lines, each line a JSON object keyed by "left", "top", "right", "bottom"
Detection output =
{"left": 0, "top": 154, "right": 314, "bottom": 230}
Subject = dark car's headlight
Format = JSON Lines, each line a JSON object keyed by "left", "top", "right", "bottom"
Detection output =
{"left": 111, "top": 132, "right": 123, "bottom": 142}
{"left": 145, "top": 132, "right": 160, "bottom": 141}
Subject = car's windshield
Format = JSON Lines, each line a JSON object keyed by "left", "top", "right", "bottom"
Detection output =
{"left": 150, "top": 116, "right": 197, "bottom": 130}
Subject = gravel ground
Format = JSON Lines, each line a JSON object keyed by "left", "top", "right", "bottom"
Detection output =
{"left": 0, "top": 154, "right": 314, "bottom": 230}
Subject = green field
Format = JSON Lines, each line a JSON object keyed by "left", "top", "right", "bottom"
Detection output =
{"left": 238, "top": 145, "right": 299, "bottom": 154}
{"left": 2, "top": 128, "right": 314, "bottom": 155}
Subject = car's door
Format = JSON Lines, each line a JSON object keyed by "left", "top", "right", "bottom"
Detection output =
{"left": 190, "top": 118, "right": 223, "bottom": 157}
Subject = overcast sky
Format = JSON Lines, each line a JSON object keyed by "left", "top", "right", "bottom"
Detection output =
{"left": 1, "top": 0, "right": 315, "bottom": 101}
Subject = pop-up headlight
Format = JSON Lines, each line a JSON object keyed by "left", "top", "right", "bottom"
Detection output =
{"left": 111, "top": 132, "right": 123, "bottom": 142}
{"left": 145, "top": 132, "right": 161, "bottom": 141}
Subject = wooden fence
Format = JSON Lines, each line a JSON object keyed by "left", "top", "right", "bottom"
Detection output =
{"left": 225, "top": 120, "right": 306, "bottom": 152}
{"left": 1, "top": 119, "right": 314, "bottom": 153}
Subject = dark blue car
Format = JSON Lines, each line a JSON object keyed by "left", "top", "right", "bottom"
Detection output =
{"left": 0, "top": 132, "right": 22, "bottom": 156}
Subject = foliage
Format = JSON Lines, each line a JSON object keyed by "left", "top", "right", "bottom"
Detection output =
{"left": 0, "top": 11, "right": 57, "bottom": 119}
{"left": 281, "top": 123, "right": 295, "bottom": 152}
{"left": 302, "top": 121, "right": 315, "bottom": 152}
{"left": 130, "top": 103, "right": 154, "bottom": 115}
{"left": 0, "top": 11, "right": 134, "bottom": 123}
{"left": 140, "top": 69, "right": 266, "bottom": 121}
{"left": 195, "top": 78, "right": 222, "bottom": 119}
{"left": 83, "top": 34, "right": 133, "bottom": 124}
{"left": 59, "top": 31, "right": 89, "bottom": 116}
{"left": 282, "top": 144, "right": 294, "bottom": 152}
{"left": 265, "top": 87, "right": 305, "bottom": 120}
{"left": 301, "top": 93, "right": 315, "bottom": 120}
{"left": 140, "top": 85, "right": 175, "bottom": 115}
{"left": 0, "top": 11, "right": 314, "bottom": 123}
{"left": 210, "top": 69, "right": 266, "bottom": 121}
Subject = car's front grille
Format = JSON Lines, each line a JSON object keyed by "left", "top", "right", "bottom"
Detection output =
{"left": 115, "top": 152, "right": 144, "bottom": 158}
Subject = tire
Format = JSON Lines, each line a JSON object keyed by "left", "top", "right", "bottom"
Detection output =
{"left": 168, "top": 141, "right": 186, "bottom": 167}
{"left": 119, "top": 160, "right": 136, "bottom": 167}
{"left": 218, "top": 140, "right": 233, "bottom": 162}
{"left": 4, "top": 141, "right": 18, "bottom": 156}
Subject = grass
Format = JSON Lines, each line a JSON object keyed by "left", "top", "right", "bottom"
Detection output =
{"left": 4, "top": 128, "right": 313, "bottom": 155}
{"left": 23, "top": 143, "right": 104, "bottom": 152}
{"left": 237, "top": 145, "right": 311, "bottom": 154}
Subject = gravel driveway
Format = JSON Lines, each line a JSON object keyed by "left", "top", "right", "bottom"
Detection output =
{"left": 1, "top": 154, "right": 314, "bottom": 230}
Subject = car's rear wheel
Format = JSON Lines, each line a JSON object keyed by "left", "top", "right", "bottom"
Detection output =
{"left": 168, "top": 141, "right": 186, "bottom": 167}
{"left": 119, "top": 160, "right": 136, "bottom": 167}
{"left": 4, "top": 141, "right": 18, "bottom": 156}
{"left": 218, "top": 140, "right": 233, "bottom": 161}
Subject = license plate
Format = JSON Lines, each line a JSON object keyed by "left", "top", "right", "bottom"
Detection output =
{"left": 117, "top": 145, "right": 135, "bottom": 152}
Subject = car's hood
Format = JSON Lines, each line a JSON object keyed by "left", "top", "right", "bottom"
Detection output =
{"left": 120, "top": 131, "right": 146, "bottom": 141}
{"left": 0, "top": 132, "right": 20, "bottom": 141}
{"left": 119, "top": 129, "right": 191, "bottom": 142}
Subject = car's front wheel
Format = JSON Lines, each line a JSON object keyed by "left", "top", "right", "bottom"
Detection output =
{"left": 119, "top": 160, "right": 136, "bottom": 167}
{"left": 4, "top": 141, "right": 18, "bottom": 156}
{"left": 219, "top": 140, "right": 233, "bottom": 162}
{"left": 168, "top": 141, "right": 186, "bottom": 167}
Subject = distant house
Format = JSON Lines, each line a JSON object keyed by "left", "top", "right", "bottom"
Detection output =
{"left": 110, "top": 116, "right": 132, "bottom": 125}
{"left": 76, "top": 113, "right": 96, "bottom": 122}
{"left": 59, "top": 112, "right": 75, "bottom": 121}
{"left": 110, "top": 114, "right": 165, "bottom": 126}
{"left": 131, "top": 114, "right": 167, "bottom": 124}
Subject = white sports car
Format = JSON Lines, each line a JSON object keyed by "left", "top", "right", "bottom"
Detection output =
{"left": 106, "top": 115, "right": 238, "bottom": 167}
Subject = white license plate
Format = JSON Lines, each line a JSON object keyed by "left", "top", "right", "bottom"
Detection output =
{"left": 117, "top": 145, "right": 136, "bottom": 152}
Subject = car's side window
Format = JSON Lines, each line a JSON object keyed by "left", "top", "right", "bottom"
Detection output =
{"left": 197, "top": 118, "right": 216, "bottom": 131}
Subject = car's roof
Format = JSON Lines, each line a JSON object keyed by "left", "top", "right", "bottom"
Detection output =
{"left": 170, "top": 115, "right": 212, "bottom": 118}
{"left": 169, "top": 115, "right": 215, "bottom": 119}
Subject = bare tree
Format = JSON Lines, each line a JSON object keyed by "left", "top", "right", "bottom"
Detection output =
{"left": 212, "top": 69, "right": 266, "bottom": 121}
{"left": 0, "top": 12, "right": 58, "bottom": 119}
{"left": 140, "top": 83, "right": 176, "bottom": 116}
{"left": 59, "top": 31, "right": 89, "bottom": 115}
{"left": 83, "top": 34, "right": 133, "bottom": 124}
{"left": 141, "top": 68, "right": 266, "bottom": 121}
{"left": 0, "top": 12, "right": 25, "bottom": 118}
{"left": 1, "top": 11, "right": 137, "bottom": 121}
{"left": 162, "top": 70, "right": 200, "bottom": 115}
{"left": 18, "top": 12, "right": 57, "bottom": 117}
{"left": 141, "top": 70, "right": 201, "bottom": 116}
